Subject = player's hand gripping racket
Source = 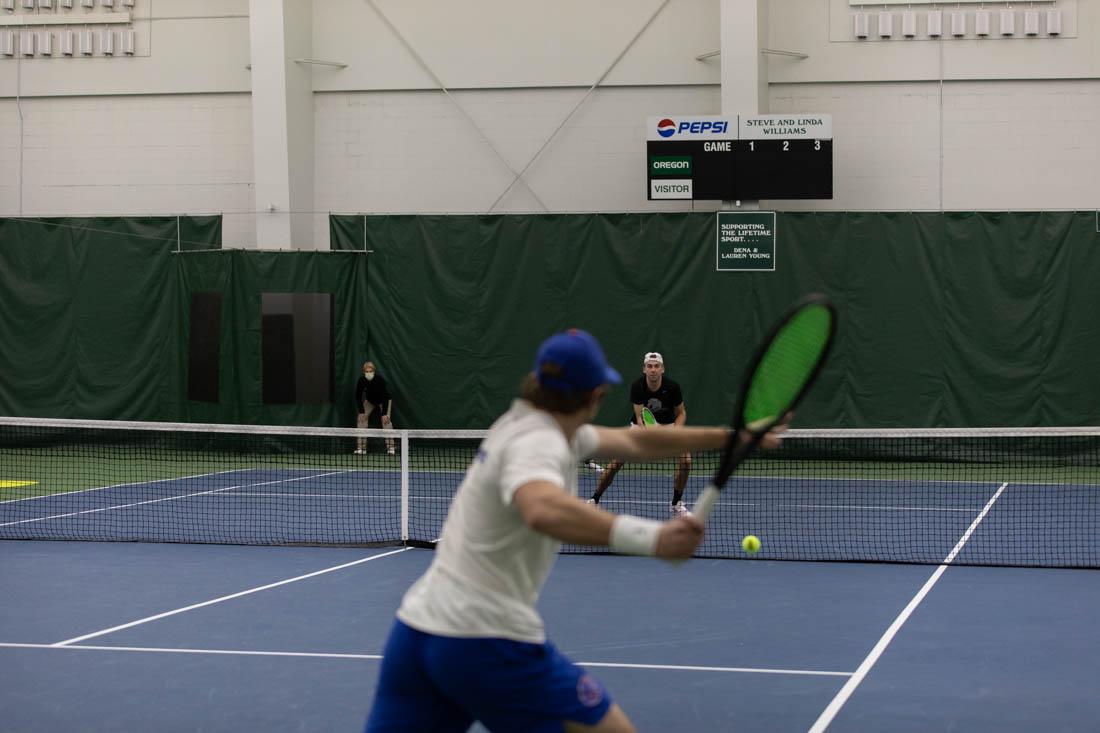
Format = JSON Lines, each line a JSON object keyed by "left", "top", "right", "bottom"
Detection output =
{"left": 691, "top": 294, "right": 837, "bottom": 523}
{"left": 640, "top": 407, "right": 658, "bottom": 427}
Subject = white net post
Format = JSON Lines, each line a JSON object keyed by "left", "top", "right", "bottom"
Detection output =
{"left": 400, "top": 430, "right": 410, "bottom": 542}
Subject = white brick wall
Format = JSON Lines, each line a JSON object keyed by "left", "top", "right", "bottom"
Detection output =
{"left": 941, "top": 81, "right": 1100, "bottom": 209}
{"left": 313, "top": 85, "right": 721, "bottom": 219}
{"left": 316, "top": 79, "right": 1100, "bottom": 224}
{"left": 0, "top": 93, "right": 256, "bottom": 247}
{"left": 5, "top": 79, "right": 1096, "bottom": 251}
{"left": 1, "top": 0, "right": 1096, "bottom": 251}
{"left": 771, "top": 79, "right": 1100, "bottom": 210}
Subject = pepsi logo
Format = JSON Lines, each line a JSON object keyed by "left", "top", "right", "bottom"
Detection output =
{"left": 656, "top": 119, "right": 676, "bottom": 138}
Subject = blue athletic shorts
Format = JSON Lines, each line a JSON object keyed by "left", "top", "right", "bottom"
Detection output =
{"left": 365, "top": 619, "right": 613, "bottom": 733}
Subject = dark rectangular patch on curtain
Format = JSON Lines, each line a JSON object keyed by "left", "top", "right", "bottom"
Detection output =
{"left": 187, "top": 292, "right": 222, "bottom": 403}
{"left": 261, "top": 293, "right": 334, "bottom": 405}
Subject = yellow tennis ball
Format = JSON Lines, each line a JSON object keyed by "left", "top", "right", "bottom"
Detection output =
{"left": 742, "top": 535, "right": 761, "bottom": 554}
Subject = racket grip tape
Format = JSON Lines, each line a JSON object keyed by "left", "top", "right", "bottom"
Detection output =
{"left": 692, "top": 485, "right": 721, "bottom": 522}
{"left": 666, "top": 484, "right": 721, "bottom": 567}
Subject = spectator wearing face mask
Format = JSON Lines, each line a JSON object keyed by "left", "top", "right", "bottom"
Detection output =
{"left": 354, "top": 361, "right": 395, "bottom": 455}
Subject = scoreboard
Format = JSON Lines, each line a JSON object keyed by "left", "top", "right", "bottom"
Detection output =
{"left": 647, "top": 115, "right": 832, "bottom": 201}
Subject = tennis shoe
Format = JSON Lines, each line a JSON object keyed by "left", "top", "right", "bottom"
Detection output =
{"left": 670, "top": 501, "right": 692, "bottom": 518}
{"left": 353, "top": 448, "right": 365, "bottom": 455}
{"left": 584, "top": 460, "right": 603, "bottom": 472}
{"left": 387, "top": 447, "right": 396, "bottom": 456}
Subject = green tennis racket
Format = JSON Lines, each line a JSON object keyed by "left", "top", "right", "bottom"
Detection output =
{"left": 640, "top": 407, "right": 657, "bottom": 427}
{"left": 692, "top": 294, "right": 837, "bottom": 523}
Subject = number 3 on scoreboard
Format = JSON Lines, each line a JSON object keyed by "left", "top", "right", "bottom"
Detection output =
{"left": 746, "top": 140, "right": 824, "bottom": 152}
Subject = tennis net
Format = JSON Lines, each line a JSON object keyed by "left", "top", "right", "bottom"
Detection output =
{"left": 2, "top": 417, "right": 1099, "bottom": 568}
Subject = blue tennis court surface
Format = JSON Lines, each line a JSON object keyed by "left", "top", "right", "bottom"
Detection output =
{"left": 2, "top": 540, "right": 1098, "bottom": 732}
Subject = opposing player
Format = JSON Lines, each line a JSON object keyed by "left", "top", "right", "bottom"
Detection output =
{"left": 587, "top": 351, "right": 693, "bottom": 516}
{"left": 365, "top": 330, "right": 786, "bottom": 733}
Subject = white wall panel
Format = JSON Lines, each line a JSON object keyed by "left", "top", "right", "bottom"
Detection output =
{"left": 0, "top": 0, "right": 250, "bottom": 97}
{"left": 770, "top": 0, "right": 1097, "bottom": 83}
{"left": 0, "top": 93, "right": 256, "bottom": 245}
{"left": 770, "top": 79, "right": 1100, "bottom": 210}
{"left": 311, "top": 0, "right": 719, "bottom": 92}
{"left": 1, "top": 0, "right": 1097, "bottom": 237}
{"left": 313, "top": 86, "right": 720, "bottom": 218}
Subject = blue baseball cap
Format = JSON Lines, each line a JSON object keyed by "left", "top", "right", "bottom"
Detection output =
{"left": 534, "top": 329, "right": 622, "bottom": 393}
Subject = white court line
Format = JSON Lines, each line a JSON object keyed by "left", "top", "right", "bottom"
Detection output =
{"left": 778, "top": 503, "right": 973, "bottom": 513}
{"left": 0, "top": 465, "right": 416, "bottom": 507}
{"left": 4, "top": 488, "right": 995, "bottom": 514}
{"left": 629, "top": 476, "right": 1013, "bottom": 486}
{"left": 216, "top": 495, "right": 988, "bottom": 514}
{"left": 597, "top": 499, "right": 975, "bottom": 512}
{"left": 0, "top": 469, "right": 247, "bottom": 505}
{"left": 807, "top": 481, "right": 1010, "bottom": 733}
{"left": 1, "top": 643, "right": 383, "bottom": 660}
{"left": 0, "top": 642, "right": 849, "bottom": 676}
{"left": 219, "top": 492, "right": 448, "bottom": 501}
{"left": 0, "top": 471, "right": 347, "bottom": 528}
{"left": 580, "top": 661, "right": 850, "bottom": 677}
{"left": 51, "top": 547, "right": 412, "bottom": 647}
{"left": 595, "top": 499, "right": 756, "bottom": 508}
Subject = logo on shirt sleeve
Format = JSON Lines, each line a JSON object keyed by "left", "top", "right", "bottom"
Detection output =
{"left": 576, "top": 675, "right": 605, "bottom": 707}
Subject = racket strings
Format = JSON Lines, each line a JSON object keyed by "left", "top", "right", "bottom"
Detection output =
{"left": 743, "top": 303, "right": 834, "bottom": 428}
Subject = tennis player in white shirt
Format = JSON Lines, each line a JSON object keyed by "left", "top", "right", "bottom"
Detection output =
{"left": 365, "top": 328, "right": 786, "bottom": 733}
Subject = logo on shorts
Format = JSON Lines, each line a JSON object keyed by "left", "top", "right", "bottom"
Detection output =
{"left": 576, "top": 675, "right": 604, "bottom": 707}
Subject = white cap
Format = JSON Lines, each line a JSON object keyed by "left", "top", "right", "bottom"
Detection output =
{"left": 643, "top": 351, "right": 664, "bottom": 365}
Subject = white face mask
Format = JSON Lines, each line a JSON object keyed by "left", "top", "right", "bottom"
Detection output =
{"left": 364, "top": 371, "right": 375, "bottom": 381}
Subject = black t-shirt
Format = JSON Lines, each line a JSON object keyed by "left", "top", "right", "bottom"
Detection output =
{"left": 355, "top": 374, "right": 391, "bottom": 412}
{"left": 628, "top": 376, "right": 683, "bottom": 425}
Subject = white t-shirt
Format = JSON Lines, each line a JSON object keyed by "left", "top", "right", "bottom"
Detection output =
{"left": 397, "top": 399, "right": 600, "bottom": 644}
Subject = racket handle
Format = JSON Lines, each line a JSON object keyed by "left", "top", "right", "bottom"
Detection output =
{"left": 692, "top": 484, "right": 721, "bottom": 523}
{"left": 666, "top": 484, "right": 721, "bottom": 567}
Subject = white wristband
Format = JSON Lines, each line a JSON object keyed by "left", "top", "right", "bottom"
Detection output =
{"left": 609, "top": 515, "right": 661, "bottom": 556}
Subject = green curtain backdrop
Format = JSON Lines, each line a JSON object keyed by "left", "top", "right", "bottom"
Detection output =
{"left": 173, "top": 250, "right": 370, "bottom": 427}
{"left": 0, "top": 216, "right": 220, "bottom": 420}
{"left": 335, "top": 211, "right": 1100, "bottom": 429}
{"left": 4, "top": 212, "right": 1098, "bottom": 428}
{"left": 329, "top": 214, "right": 366, "bottom": 252}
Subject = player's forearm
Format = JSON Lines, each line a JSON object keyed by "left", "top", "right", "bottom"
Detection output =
{"left": 626, "top": 426, "right": 728, "bottom": 459}
{"left": 523, "top": 492, "right": 615, "bottom": 546}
